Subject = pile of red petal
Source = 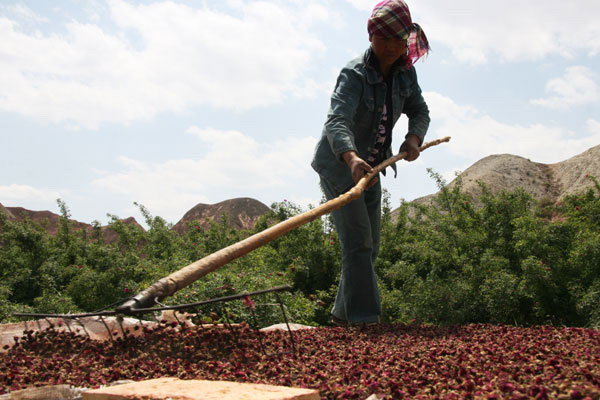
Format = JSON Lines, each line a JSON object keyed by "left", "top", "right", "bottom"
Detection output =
{"left": 1, "top": 323, "right": 599, "bottom": 399}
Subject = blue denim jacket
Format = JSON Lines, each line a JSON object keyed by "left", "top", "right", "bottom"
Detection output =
{"left": 311, "top": 48, "right": 430, "bottom": 193}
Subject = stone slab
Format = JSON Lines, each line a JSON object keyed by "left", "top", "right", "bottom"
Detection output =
{"left": 5, "top": 384, "right": 82, "bottom": 400}
{"left": 82, "top": 378, "right": 320, "bottom": 400}
{"left": 1, "top": 318, "right": 156, "bottom": 352}
{"left": 260, "top": 323, "right": 314, "bottom": 332}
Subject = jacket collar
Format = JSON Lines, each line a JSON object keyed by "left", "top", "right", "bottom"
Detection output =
{"left": 363, "top": 47, "right": 408, "bottom": 84}
{"left": 364, "top": 48, "right": 383, "bottom": 84}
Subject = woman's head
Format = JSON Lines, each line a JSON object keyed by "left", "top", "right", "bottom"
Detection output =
{"left": 370, "top": 34, "right": 408, "bottom": 69}
{"left": 367, "top": 0, "right": 429, "bottom": 67}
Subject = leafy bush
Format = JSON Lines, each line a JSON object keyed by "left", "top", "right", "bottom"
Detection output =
{"left": 1, "top": 174, "right": 599, "bottom": 328}
{"left": 376, "top": 172, "right": 600, "bottom": 327}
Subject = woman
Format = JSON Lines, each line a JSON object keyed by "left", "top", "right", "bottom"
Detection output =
{"left": 311, "top": 0, "right": 431, "bottom": 325}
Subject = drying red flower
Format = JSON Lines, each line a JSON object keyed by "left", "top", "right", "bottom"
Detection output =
{"left": 1, "top": 323, "right": 599, "bottom": 399}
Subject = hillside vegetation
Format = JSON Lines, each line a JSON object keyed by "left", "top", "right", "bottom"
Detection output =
{"left": 1, "top": 173, "right": 599, "bottom": 328}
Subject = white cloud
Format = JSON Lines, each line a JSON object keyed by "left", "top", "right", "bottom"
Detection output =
{"left": 92, "top": 127, "right": 318, "bottom": 222}
{"left": 0, "top": 0, "right": 328, "bottom": 128}
{"left": 413, "top": 0, "right": 600, "bottom": 64}
{"left": 0, "top": 4, "right": 48, "bottom": 23}
{"left": 345, "top": 0, "right": 378, "bottom": 11}
{"left": 426, "top": 92, "right": 478, "bottom": 120}
{"left": 587, "top": 119, "right": 600, "bottom": 135}
{"left": 425, "top": 91, "right": 600, "bottom": 164}
{"left": 303, "top": 3, "right": 344, "bottom": 28}
{"left": 0, "top": 184, "right": 61, "bottom": 203}
{"left": 531, "top": 66, "right": 599, "bottom": 109}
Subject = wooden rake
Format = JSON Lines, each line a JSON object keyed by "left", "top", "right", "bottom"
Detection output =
{"left": 115, "top": 136, "right": 451, "bottom": 314}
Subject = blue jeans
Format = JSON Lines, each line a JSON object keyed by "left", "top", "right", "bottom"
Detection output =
{"left": 320, "top": 176, "right": 382, "bottom": 324}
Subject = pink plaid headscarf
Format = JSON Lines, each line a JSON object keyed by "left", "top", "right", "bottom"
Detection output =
{"left": 367, "top": 0, "right": 430, "bottom": 67}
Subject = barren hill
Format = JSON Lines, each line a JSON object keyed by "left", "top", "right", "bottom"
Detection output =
{"left": 1, "top": 198, "right": 269, "bottom": 239}
{"left": 411, "top": 144, "right": 600, "bottom": 207}
{"left": 172, "top": 198, "right": 270, "bottom": 234}
{"left": 5, "top": 206, "right": 94, "bottom": 235}
{"left": 0, "top": 203, "right": 14, "bottom": 220}
{"left": 1, "top": 206, "right": 144, "bottom": 243}
{"left": 100, "top": 217, "right": 145, "bottom": 243}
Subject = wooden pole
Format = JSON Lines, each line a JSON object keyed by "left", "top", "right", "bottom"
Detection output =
{"left": 116, "top": 136, "right": 451, "bottom": 314}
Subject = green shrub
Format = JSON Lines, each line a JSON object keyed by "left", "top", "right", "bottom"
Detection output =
{"left": 1, "top": 176, "right": 599, "bottom": 327}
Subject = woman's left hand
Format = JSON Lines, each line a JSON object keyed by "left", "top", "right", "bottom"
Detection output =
{"left": 399, "top": 134, "right": 421, "bottom": 161}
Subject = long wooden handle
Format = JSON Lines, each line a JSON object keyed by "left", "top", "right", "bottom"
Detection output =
{"left": 116, "top": 136, "right": 451, "bottom": 314}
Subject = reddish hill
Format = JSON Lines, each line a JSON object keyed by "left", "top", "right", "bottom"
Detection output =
{"left": 2, "top": 206, "right": 144, "bottom": 243}
{"left": 0, "top": 203, "right": 15, "bottom": 220}
{"left": 6, "top": 206, "right": 93, "bottom": 236}
{"left": 1, "top": 197, "right": 269, "bottom": 240}
{"left": 100, "top": 217, "right": 145, "bottom": 243}
{"left": 172, "top": 198, "right": 270, "bottom": 234}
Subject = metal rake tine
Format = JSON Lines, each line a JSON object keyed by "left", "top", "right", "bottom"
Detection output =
{"left": 172, "top": 310, "right": 183, "bottom": 328}
{"left": 248, "top": 300, "right": 267, "bottom": 356}
{"left": 116, "top": 316, "right": 127, "bottom": 339}
{"left": 74, "top": 318, "right": 91, "bottom": 339}
{"left": 275, "top": 292, "right": 297, "bottom": 355}
{"left": 220, "top": 303, "right": 241, "bottom": 347}
{"left": 98, "top": 315, "right": 114, "bottom": 343}
{"left": 136, "top": 316, "right": 145, "bottom": 330}
{"left": 44, "top": 318, "right": 55, "bottom": 330}
{"left": 64, "top": 318, "right": 74, "bottom": 334}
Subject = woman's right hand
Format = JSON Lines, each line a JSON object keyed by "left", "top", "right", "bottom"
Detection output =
{"left": 342, "top": 151, "right": 377, "bottom": 185}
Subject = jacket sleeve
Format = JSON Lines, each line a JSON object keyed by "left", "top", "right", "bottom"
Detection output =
{"left": 402, "top": 67, "right": 430, "bottom": 145}
{"left": 323, "top": 68, "right": 363, "bottom": 161}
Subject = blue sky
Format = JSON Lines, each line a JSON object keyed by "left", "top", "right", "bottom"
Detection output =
{"left": 1, "top": 0, "right": 599, "bottom": 226}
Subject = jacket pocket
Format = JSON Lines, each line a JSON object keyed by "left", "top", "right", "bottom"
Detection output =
{"left": 398, "top": 88, "right": 412, "bottom": 98}
{"left": 394, "top": 87, "right": 412, "bottom": 120}
{"left": 354, "top": 94, "right": 375, "bottom": 132}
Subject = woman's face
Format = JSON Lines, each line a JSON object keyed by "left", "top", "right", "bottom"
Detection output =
{"left": 370, "top": 34, "right": 408, "bottom": 67}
